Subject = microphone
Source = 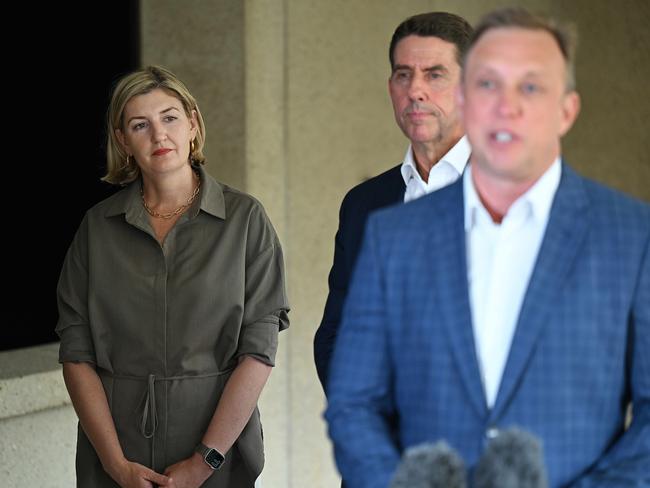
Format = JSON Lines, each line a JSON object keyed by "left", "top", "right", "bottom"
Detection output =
{"left": 474, "top": 427, "right": 548, "bottom": 488}
{"left": 390, "top": 441, "right": 467, "bottom": 488}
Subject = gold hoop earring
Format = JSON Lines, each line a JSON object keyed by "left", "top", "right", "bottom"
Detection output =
{"left": 125, "top": 154, "right": 132, "bottom": 168}
{"left": 189, "top": 140, "right": 196, "bottom": 164}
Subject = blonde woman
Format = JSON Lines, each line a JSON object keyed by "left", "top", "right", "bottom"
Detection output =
{"left": 57, "top": 66, "right": 289, "bottom": 488}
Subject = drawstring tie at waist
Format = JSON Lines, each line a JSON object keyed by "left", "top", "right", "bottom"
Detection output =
{"left": 103, "top": 369, "right": 234, "bottom": 468}
{"left": 140, "top": 374, "right": 158, "bottom": 439}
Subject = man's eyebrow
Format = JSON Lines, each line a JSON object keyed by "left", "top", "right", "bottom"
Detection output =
{"left": 392, "top": 63, "right": 448, "bottom": 74}
{"left": 424, "top": 64, "right": 447, "bottom": 73}
{"left": 392, "top": 64, "right": 413, "bottom": 72}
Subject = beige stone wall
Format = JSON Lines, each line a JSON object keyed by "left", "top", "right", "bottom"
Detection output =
{"left": 137, "top": 1, "right": 649, "bottom": 487}
{"left": 555, "top": 0, "right": 650, "bottom": 198}
{"left": 0, "top": 344, "right": 78, "bottom": 488}
{"left": 140, "top": 0, "right": 247, "bottom": 190}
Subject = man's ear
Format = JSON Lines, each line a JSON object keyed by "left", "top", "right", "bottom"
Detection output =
{"left": 455, "top": 84, "right": 465, "bottom": 123}
{"left": 559, "top": 90, "right": 581, "bottom": 137}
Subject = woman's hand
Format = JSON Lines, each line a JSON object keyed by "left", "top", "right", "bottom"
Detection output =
{"left": 108, "top": 458, "right": 172, "bottom": 488}
{"left": 63, "top": 362, "right": 172, "bottom": 487}
{"left": 163, "top": 453, "right": 213, "bottom": 488}
{"left": 161, "top": 356, "right": 270, "bottom": 487}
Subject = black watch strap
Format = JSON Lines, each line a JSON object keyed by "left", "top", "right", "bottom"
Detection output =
{"left": 195, "top": 442, "right": 225, "bottom": 470}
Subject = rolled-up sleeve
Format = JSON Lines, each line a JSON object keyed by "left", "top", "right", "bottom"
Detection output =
{"left": 238, "top": 205, "right": 290, "bottom": 366}
{"left": 55, "top": 214, "right": 96, "bottom": 364}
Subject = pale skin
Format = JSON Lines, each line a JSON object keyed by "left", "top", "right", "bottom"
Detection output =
{"left": 458, "top": 27, "right": 580, "bottom": 222}
{"left": 64, "top": 88, "right": 274, "bottom": 487}
{"left": 115, "top": 88, "right": 200, "bottom": 244}
{"left": 388, "top": 35, "right": 465, "bottom": 182}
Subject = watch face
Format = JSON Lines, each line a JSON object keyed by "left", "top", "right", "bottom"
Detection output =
{"left": 205, "top": 449, "right": 225, "bottom": 470}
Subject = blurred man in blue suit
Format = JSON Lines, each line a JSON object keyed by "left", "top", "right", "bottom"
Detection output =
{"left": 314, "top": 12, "right": 473, "bottom": 393}
{"left": 326, "top": 7, "right": 650, "bottom": 487}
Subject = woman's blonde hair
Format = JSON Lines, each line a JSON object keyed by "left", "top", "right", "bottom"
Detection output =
{"left": 103, "top": 65, "right": 206, "bottom": 185}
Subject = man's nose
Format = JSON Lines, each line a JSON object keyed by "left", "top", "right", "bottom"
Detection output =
{"left": 496, "top": 88, "right": 522, "bottom": 118}
{"left": 407, "top": 74, "right": 428, "bottom": 102}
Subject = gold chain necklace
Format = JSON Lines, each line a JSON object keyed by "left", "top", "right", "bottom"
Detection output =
{"left": 141, "top": 173, "right": 201, "bottom": 220}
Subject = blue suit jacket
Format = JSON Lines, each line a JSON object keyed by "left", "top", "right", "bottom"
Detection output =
{"left": 325, "top": 164, "right": 650, "bottom": 487}
{"left": 314, "top": 164, "right": 404, "bottom": 392}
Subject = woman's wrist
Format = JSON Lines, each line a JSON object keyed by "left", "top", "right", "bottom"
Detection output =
{"left": 191, "top": 450, "right": 217, "bottom": 478}
{"left": 102, "top": 455, "right": 128, "bottom": 483}
{"left": 189, "top": 452, "right": 214, "bottom": 484}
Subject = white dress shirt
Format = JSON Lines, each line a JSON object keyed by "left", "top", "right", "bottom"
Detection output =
{"left": 464, "top": 159, "right": 561, "bottom": 408}
{"left": 401, "top": 136, "right": 471, "bottom": 202}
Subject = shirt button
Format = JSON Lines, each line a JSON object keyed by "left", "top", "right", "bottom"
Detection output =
{"left": 486, "top": 427, "right": 500, "bottom": 439}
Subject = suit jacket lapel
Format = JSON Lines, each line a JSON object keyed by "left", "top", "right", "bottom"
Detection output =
{"left": 432, "top": 181, "right": 488, "bottom": 418}
{"left": 391, "top": 168, "right": 407, "bottom": 204}
{"left": 490, "top": 164, "right": 590, "bottom": 418}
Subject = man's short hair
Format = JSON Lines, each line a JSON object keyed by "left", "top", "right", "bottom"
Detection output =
{"left": 389, "top": 12, "right": 473, "bottom": 69}
{"left": 465, "top": 7, "right": 577, "bottom": 91}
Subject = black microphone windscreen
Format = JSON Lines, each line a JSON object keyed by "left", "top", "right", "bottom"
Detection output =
{"left": 474, "top": 427, "right": 549, "bottom": 488}
{"left": 390, "top": 441, "right": 467, "bottom": 488}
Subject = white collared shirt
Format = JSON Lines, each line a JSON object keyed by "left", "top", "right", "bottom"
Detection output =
{"left": 401, "top": 136, "right": 471, "bottom": 202}
{"left": 464, "top": 158, "right": 561, "bottom": 408}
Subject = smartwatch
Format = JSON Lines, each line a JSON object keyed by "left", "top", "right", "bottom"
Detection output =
{"left": 195, "top": 442, "right": 225, "bottom": 470}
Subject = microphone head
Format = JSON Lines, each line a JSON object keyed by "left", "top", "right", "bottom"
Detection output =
{"left": 390, "top": 441, "right": 467, "bottom": 488}
{"left": 474, "top": 427, "right": 548, "bottom": 488}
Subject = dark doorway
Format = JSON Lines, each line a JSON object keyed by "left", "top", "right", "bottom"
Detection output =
{"left": 3, "top": 3, "right": 139, "bottom": 351}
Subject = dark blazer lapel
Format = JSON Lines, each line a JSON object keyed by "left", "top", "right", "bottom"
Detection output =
{"left": 491, "top": 164, "right": 590, "bottom": 418}
{"left": 432, "top": 181, "right": 487, "bottom": 418}
{"left": 388, "top": 168, "right": 407, "bottom": 205}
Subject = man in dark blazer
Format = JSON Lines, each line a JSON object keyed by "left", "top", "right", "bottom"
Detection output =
{"left": 326, "top": 7, "right": 650, "bottom": 488}
{"left": 314, "top": 12, "right": 473, "bottom": 392}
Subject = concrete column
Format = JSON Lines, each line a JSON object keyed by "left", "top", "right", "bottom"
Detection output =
{"left": 244, "top": 1, "right": 291, "bottom": 486}
{"left": 140, "top": 0, "right": 247, "bottom": 190}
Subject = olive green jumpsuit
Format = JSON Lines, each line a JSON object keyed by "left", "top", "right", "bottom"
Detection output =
{"left": 56, "top": 168, "right": 289, "bottom": 487}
